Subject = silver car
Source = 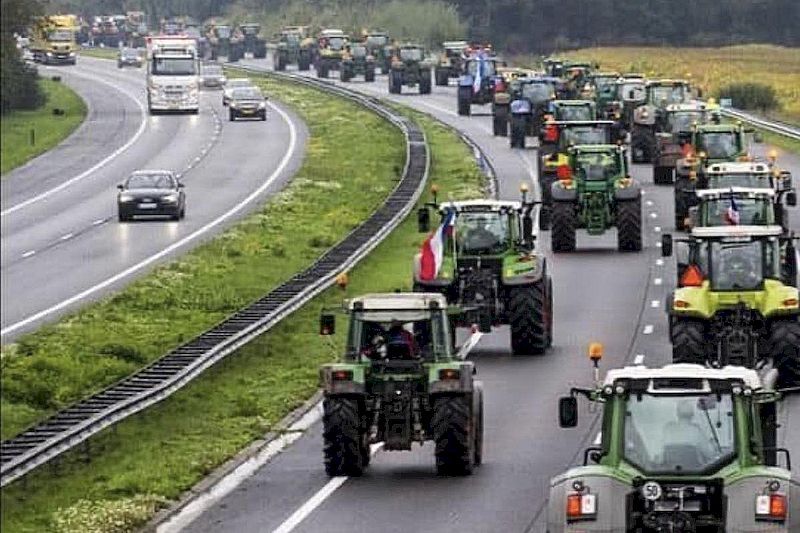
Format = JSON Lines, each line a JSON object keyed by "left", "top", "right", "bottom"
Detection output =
{"left": 200, "top": 64, "right": 227, "bottom": 88}
{"left": 222, "top": 78, "right": 254, "bottom": 105}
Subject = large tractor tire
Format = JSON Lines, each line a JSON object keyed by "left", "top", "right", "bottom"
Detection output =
{"left": 616, "top": 197, "right": 643, "bottom": 252}
{"left": 493, "top": 107, "right": 508, "bottom": 136}
{"left": 538, "top": 171, "right": 557, "bottom": 231}
{"left": 457, "top": 87, "right": 471, "bottom": 116}
{"left": 653, "top": 165, "right": 674, "bottom": 185}
{"left": 674, "top": 180, "right": 692, "bottom": 230}
{"left": 551, "top": 201, "right": 577, "bottom": 253}
{"left": 671, "top": 318, "right": 707, "bottom": 364}
{"left": 472, "top": 382, "right": 484, "bottom": 466}
{"left": 510, "top": 116, "right": 526, "bottom": 149}
{"left": 508, "top": 279, "right": 549, "bottom": 355}
{"left": 432, "top": 395, "right": 475, "bottom": 475}
{"left": 340, "top": 66, "right": 351, "bottom": 82}
{"left": 322, "top": 397, "right": 368, "bottom": 477}
{"left": 365, "top": 65, "right": 376, "bottom": 82}
{"left": 298, "top": 53, "right": 311, "bottom": 71}
{"left": 275, "top": 55, "right": 286, "bottom": 71}
{"left": 768, "top": 320, "right": 800, "bottom": 387}
{"left": 631, "top": 126, "right": 656, "bottom": 163}
{"left": 435, "top": 69, "right": 449, "bottom": 86}
{"left": 419, "top": 72, "right": 432, "bottom": 95}
{"left": 389, "top": 71, "right": 402, "bottom": 94}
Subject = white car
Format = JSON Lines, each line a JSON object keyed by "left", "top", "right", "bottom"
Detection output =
{"left": 222, "top": 78, "right": 254, "bottom": 106}
{"left": 200, "top": 64, "right": 227, "bottom": 88}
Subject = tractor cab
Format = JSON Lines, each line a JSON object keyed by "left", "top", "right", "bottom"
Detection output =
{"left": 706, "top": 162, "right": 793, "bottom": 193}
{"left": 500, "top": 77, "right": 558, "bottom": 146}
{"left": 589, "top": 71, "right": 621, "bottom": 112}
{"left": 688, "top": 187, "right": 789, "bottom": 231}
{"left": 549, "top": 100, "right": 596, "bottom": 122}
{"left": 645, "top": 79, "right": 693, "bottom": 107}
{"left": 542, "top": 57, "right": 565, "bottom": 78}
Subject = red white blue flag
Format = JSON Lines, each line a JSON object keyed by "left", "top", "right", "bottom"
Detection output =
{"left": 724, "top": 196, "right": 740, "bottom": 225}
{"left": 420, "top": 210, "right": 456, "bottom": 281}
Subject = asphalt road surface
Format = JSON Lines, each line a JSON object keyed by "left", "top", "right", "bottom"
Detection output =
{"left": 1, "top": 56, "right": 307, "bottom": 341}
{"left": 165, "top": 57, "right": 800, "bottom": 533}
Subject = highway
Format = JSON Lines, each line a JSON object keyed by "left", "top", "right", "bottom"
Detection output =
{"left": 0, "top": 56, "right": 307, "bottom": 341}
{"left": 163, "top": 57, "right": 800, "bottom": 533}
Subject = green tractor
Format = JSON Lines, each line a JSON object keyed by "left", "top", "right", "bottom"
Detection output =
{"left": 652, "top": 103, "right": 717, "bottom": 185}
{"left": 413, "top": 190, "right": 554, "bottom": 356}
{"left": 503, "top": 77, "right": 558, "bottom": 148}
{"left": 434, "top": 40, "right": 468, "bottom": 86}
{"left": 662, "top": 225, "right": 800, "bottom": 383}
{"left": 206, "top": 23, "right": 242, "bottom": 62}
{"left": 673, "top": 123, "right": 752, "bottom": 229}
{"left": 238, "top": 22, "right": 267, "bottom": 59}
{"left": 631, "top": 79, "right": 695, "bottom": 163}
{"left": 363, "top": 30, "right": 392, "bottom": 74}
{"left": 318, "top": 292, "right": 484, "bottom": 476}
{"left": 340, "top": 42, "right": 376, "bottom": 82}
{"left": 550, "top": 354, "right": 799, "bottom": 532}
{"left": 388, "top": 44, "right": 432, "bottom": 95}
{"left": 273, "top": 26, "right": 314, "bottom": 71}
{"left": 587, "top": 71, "right": 620, "bottom": 117}
{"left": 315, "top": 29, "right": 349, "bottom": 78}
{"left": 550, "top": 145, "right": 643, "bottom": 253}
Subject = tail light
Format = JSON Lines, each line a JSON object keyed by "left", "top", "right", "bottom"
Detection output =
{"left": 566, "top": 492, "right": 597, "bottom": 521}
{"left": 557, "top": 165, "right": 572, "bottom": 181}
{"left": 495, "top": 78, "right": 506, "bottom": 93}
{"left": 332, "top": 369, "right": 353, "bottom": 381}
{"left": 756, "top": 493, "right": 786, "bottom": 521}
{"left": 438, "top": 368, "right": 460, "bottom": 381}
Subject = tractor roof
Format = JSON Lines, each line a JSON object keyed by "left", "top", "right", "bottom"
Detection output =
{"left": 665, "top": 102, "right": 707, "bottom": 112}
{"left": 553, "top": 120, "right": 615, "bottom": 128}
{"left": 690, "top": 225, "right": 784, "bottom": 239}
{"left": 438, "top": 199, "right": 522, "bottom": 213}
{"left": 647, "top": 79, "right": 690, "bottom": 86}
{"left": 694, "top": 123, "right": 741, "bottom": 133}
{"left": 347, "top": 293, "right": 448, "bottom": 311}
{"left": 695, "top": 187, "right": 776, "bottom": 199}
{"left": 570, "top": 144, "right": 623, "bottom": 154}
{"left": 552, "top": 100, "right": 594, "bottom": 107}
{"left": 706, "top": 162, "right": 772, "bottom": 175}
{"left": 443, "top": 40, "right": 468, "bottom": 48}
{"left": 591, "top": 72, "right": 620, "bottom": 78}
{"left": 320, "top": 29, "right": 345, "bottom": 36}
{"left": 604, "top": 363, "right": 762, "bottom": 389}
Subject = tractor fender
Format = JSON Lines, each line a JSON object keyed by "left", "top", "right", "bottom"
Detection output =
{"left": 459, "top": 74, "right": 474, "bottom": 87}
{"left": 503, "top": 256, "right": 547, "bottom": 286}
{"left": 725, "top": 474, "right": 797, "bottom": 531}
{"left": 613, "top": 183, "right": 641, "bottom": 201}
{"left": 551, "top": 182, "right": 578, "bottom": 202}
{"left": 547, "top": 470, "right": 630, "bottom": 533}
{"left": 429, "top": 361, "right": 475, "bottom": 394}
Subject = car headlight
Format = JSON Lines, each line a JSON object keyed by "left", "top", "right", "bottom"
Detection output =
{"left": 258, "top": 102, "right": 266, "bottom": 109}
{"left": 46, "top": 52, "right": 53, "bottom": 56}
{"left": 119, "top": 194, "right": 135, "bottom": 203}
{"left": 162, "top": 193, "right": 179, "bottom": 203}
{"left": 69, "top": 52, "right": 76, "bottom": 57}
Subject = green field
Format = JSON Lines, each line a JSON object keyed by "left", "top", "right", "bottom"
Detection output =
{"left": 78, "top": 47, "right": 120, "bottom": 60}
{"left": 1, "top": 78, "right": 87, "bottom": 176}
{"left": 0, "top": 74, "right": 484, "bottom": 532}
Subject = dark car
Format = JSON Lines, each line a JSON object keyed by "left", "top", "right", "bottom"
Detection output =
{"left": 228, "top": 87, "right": 267, "bottom": 121}
{"left": 117, "top": 170, "right": 185, "bottom": 221}
{"left": 117, "top": 47, "right": 143, "bottom": 68}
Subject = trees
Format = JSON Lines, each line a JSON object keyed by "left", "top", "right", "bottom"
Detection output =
{"left": 1, "top": 0, "right": 44, "bottom": 114}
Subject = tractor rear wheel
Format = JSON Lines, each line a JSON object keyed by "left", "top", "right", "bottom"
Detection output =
{"left": 508, "top": 280, "right": 548, "bottom": 355}
{"left": 365, "top": 66, "right": 375, "bottom": 82}
{"left": 616, "top": 197, "right": 643, "bottom": 252}
{"left": 472, "top": 383, "right": 484, "bottom": 466}
{"left": 389, "top": 71, "right": 402, "bottom": 94}
{"left": 510, "top": 116, "right": 526, "bottom": 149}
{"left": 457, "top": 87, "right": 471, "bottom": 116}
{"left": 674, "top": 181, "right": 691, "bottom": 230}
{"left": 671, "top": 319, "right": 707, "bottom": 364}
{"left": 551, "top": 201, "right": 577, "bottom": 252}
{"left": 435, "top": 69, "right": 449, "bottom": 86}
{"left": 768, "top": 320, "right": 800, "bottom": 387}
{"left": 653, "top": 165, "right": 673, "bottom": 185}
{"left": 539, "top": 171, "right": 557, "bottom": 231}
{"left": 323, "top": 397, "right": 367, "bottom": 477}
{"left": 493, "top": 108, "right": 508, "bottom": 136}
{"left": 419, "top": 72, "right": 432, "bottom": 94}
{"left": 432, "top": 395, "right": 474, "bottom": 475}
{"left": 631, "top": 126, "right": 655, "bottom": 163}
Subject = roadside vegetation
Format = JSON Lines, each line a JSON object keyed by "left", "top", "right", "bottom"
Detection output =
{"left": 78, "top": 47, "right": 120, "bottom": 60}
{"left": 0, "top": 73, "right": 483, "bottom": 532}
{"left": 0, "top": 77, "right": 87, "bottom": 175}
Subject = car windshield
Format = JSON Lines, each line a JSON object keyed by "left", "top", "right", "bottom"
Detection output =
{"left": 703, "top": 197, "right": 771, "bottom": 226}
{"left": 455, "top": 211, "right": 510, "bottom": 255}
{"left": 366, "top": 35, "right": 387, "bottom": 46}
{"left": 699, "top": 132, "right": 740, "bottom": 159}
{"left": 48, "top": 30, "right": 73, "bottom": 42}
{"left": 710, "top": 240, "right": 779, "bottom": 290}
{"left": 557, "top": 105, "right": 593, "bottom": 121}
{"left": 621, "top": 82, "right": 645, "bottom": 101}
{"left": 400, "top": 47, "right": 423, "bottom": 61}
{"left": 707, "top": 173, "right": 771, "bottom": 189}
{"left": 232, "top": 88, "right": 262, "bottom": 100}
{"left": 624, "top": 393, "right": 736, "bottom": 474}
{"left": 667, "top": 111, "right": 704, "bottom": 133}
{"left": 126, "top": 173, "right": 175, "bottom": 189}
{"left": 347, "top": 309, "right": 449, "bottom": 361}
{"left": 151, "top": 57, "right": 196, "bottom": 75}
{"left": 520, "top": 83, "right": 552, "bottom": 103}
{"left": 650, "top": 85, "right": 688, "bottom": 105}
{"left": 562, "top": 126, "right": 609, "bottom": 146}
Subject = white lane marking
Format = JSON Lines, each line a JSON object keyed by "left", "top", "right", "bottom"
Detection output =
{"left": 654, "top": 277, "right": 663, "bottom": 286}
{"left": 654, "top": 226, "right": 661, "bottom": 233}
{"left": 645, "top": 200, "right": 654, "bottom": 207}
{"left": 643, "top": 324, "right": 654, "bottom": 335}
{"left": 649, "top": 212, "right": 658, "bottom": 219}
{"left": 634, "top": 354, "right": 645, "bottom": 365}
{"left": 593, "top": 432, "right": 602, "bottom": 445}
{"left": 22, "top": 250, "right": 36, "bottom": 258}
{"left": 93, "top": 218, "right": 106, "bottom": 226}
{"left": 271, "top": 443, "right": 385, "bottom": 533}
{"left": 651, "top": 300, "right": 660, "bottom": 308}
{"left": 60, "top": 232, "right": 74, "bottom": 241}
{"left": 158, "top": 402, "right": 323, "bottom": 533}
{"left": 1, "top": 70, "right": 148, "bottom": 217}
{"left": 1, "top": 101, "right": 297, "bottom": 338}
{"left": 656, "top": 259, "right": 664, "bottom": 266}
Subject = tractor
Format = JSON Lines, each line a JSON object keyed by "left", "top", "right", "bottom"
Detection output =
{"left": 457, "top": 50, "right": 500, "bottom": 116}
{"left": 687, "top": 187, "right": 796, "bottom": 233}
{"left": 206, "top": 23, "right": 243, "bottom": 62}
{"left": 587, "top": 71, "right": 621, "bottom": 117}
{"left": 413, "top": 187, "right": 554, "bottom": 356}
{"left": 549, "top": 100, "right": 597, "bottom": 123}
{"left": 340, "top": 42, "right": 376, "bottom": 82}
{"left": 631, "top": 79, "right": 695, "bottom": 163}
{"left": 363, "top": 30, "right": 392, "bottom": 73}
{"left": 550, "top": 350, "right": 799, "bottom": 532}
{"left": 609, "top": 74, "right": 646, "bottom": 130}
{"left": 652, "top": 103, "right": 717, "bottom": 185}
{"left": 239, "top": 22, "right": 267, "bottom": 59}
{"left": 662, "top": 225, "right": 800, "bottom": 384}
{"left": 318, "top": 292, "right": 484, "bottom": 476}
{"left": 273, "top": 26, "right": 315, "bottom": 71}
{"left": 673, "top": 123, "right": 752, "bottom": 229}
{"left": 502, "top": 77, "right": 558, "bottom": 147}
{"left": 550, "top": 144, "right": 643, "bottom": 253}
{"left": 388, "top": 44, "right": 432, "bottom": 94}
{"left": 315, "top": 29, "right": 349, "bottom": 78}
{"left": 434, "top": 40, "right": 468, "bottom": 86}
{"left": 538, "top": 121, "right": 624, "bottom": 229}
{"left": 490, "top": 68, "right": 536, "bottom": 136}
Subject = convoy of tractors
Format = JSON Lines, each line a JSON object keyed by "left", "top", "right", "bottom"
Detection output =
{"left": 20, "top": 13, "right": 799, "bottom": 532}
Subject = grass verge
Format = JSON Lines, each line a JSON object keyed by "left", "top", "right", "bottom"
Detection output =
{"left": 1, "top": 77, "right": 87, "bottom": 176}
{"left": 78, "top": 47, "right": 121, "bottom": 61}
{"left": 0, "top": 76, "right": 484, "bottom": 532}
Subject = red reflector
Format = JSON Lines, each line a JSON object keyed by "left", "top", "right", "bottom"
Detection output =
{"left": 566, "top": 493, "right": 582, "bottom": 517}
{"left": 438, "top": 368, "right": 460, "bottom": 381}
{"left": 545, "top": 125, "right": 559, "bottom": 142}
{"left": 557, "top": 165, "right": 572, "bottom": 180}
{"left": 680, "top": 264, "right": 704, "bottom": 287}
{"left": 771, "top": 494, "right": 787, "bottom": 519}
{"left": 332, "top": 370, "right": 353, "bottom": 381}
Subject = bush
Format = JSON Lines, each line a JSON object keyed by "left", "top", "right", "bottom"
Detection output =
{"left": 1, "top": 35, "right": 44, "bottom": 114}
{"left": 716, "top": 82, "right": 780, "bottom": 112}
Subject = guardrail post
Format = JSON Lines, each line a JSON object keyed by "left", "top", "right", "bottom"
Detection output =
{"left": 29, "top": 129, "right": 35, "bottom": 146}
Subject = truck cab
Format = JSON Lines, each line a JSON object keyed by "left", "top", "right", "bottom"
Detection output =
{"left": 146, "top": 37, "right": 200, "bottom": 114}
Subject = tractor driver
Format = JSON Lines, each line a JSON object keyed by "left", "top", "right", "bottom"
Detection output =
{"left": 715, "top": 245, "right": 761, "bottom": 289}
{"left": 385, "top": 320, "right": 418, "bottom": 359}
{"left": 462, "top": 215, "right": 505, "bottom": 253}
{"left": 661, "top": 399, "right": 716, "bottom": 469}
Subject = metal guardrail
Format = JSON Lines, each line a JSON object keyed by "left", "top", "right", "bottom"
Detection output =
{"left": 0, "top": 70, "right": 430, "bottom": 488}
{"left": 719, "top": 107, "right": 800, "bottom": 141}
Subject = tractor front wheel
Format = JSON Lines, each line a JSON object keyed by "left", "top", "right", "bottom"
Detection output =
{"left": 653, "top": 165, "right": 674, "bottom": 185}
{"left": 616, "top": 197, "right": 643, "bottom": 252}
{"left": 768, "top": 320, "right": 800, "bottom": 387}
{"left": 510, "top": 115, "right": 526, "bottom": 149}
{"left": 631, "top": 126, "right": 655, "bottom": 163}
{"left": 493, "top": 107, "right": 508, "bottom": 136}
{"left": 671, "top": 318, "right": 707, "bottom": 364}
{"left": 508, "top": 280, "right": 549, "bottom": 355}
{"left": 551, "top": 201, "right": 577, "bottom": 252}
{"left": 432, "top": 395, "right": 475, "bottom": 475}
{"left": 322, "top": 397, "right": 367, "bottom": 477}
{"left": 365, "top": 65, "right": 375, "bottom": 82}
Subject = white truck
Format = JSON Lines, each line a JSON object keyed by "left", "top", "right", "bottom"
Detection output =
{"left": 146, "top": 36, "right": 200, "bottom": 114}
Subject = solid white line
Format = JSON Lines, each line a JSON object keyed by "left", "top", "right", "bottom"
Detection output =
{"left": 634, "top": 354, "right": 645, "bottom": 365}
{"left": 22, "top": 250, "right": 36, "bottom": 258}
{"left": 654, "top": 278, "right": 663, "bottom": 286}
{"left": 651, "top": 300, "right": 660, "bottom": 308}
{"left": 643, "top": 325, "right": 654, "bottom": 335}
{"left": 655, "top": 259, "right": 664, "bottom": 266}
{"left": 60, "top": 232, "right": 74, "bottom": 241}
{"left": 1, "top": 101, "right": 298, "bottom": 338}
{"left": 1, "top": 69, "right": 148, "bottom": 217}
{"left": 92, "top": 218, "right": 106, "bottom": 225}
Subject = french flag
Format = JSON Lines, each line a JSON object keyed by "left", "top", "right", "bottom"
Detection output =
{"left": 724, "top": 196, "right": 740, "bottom": 225}
{"left": 473, "top": 51, "right": 485, "bottom": 94}
{"left": 419, "top": 209, "right": 456, "bottom": 281}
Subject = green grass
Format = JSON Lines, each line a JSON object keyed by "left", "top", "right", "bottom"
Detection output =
{"left": 78, "top": 47, "right": 120, "bottom": 60}
{"left": 0, "top": 79, "right": 484, "bottom": 532}
{"left": 756, "top": 129, "right": 800, "bottom": 157}
{"left": 0, "top": 78, "right": 87, "bottom": 176}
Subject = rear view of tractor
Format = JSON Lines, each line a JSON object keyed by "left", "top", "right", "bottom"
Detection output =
{"left": 315, "top": 29, "right": 349, "bottom": 78}
{"left": 362, "top": 31, "right": 392, "bottom": 74}
{"left": 413, "top": 189, "right": 554, "bottom": 356}
{"left": 631, "top": 79, "right": 694, "bottom": 163}
{"left": 206, "top": 22, "right": 243, "bottom": 62}
{"left": 319, "top": 293, "right": 483, "bottom": 476}
{"left": 274, "top": 26, "right": 314, "bottom": 71}
{"left": 662, "top": 225, "right": 800, "bottom": 383}
{"left": 550, "top": 145, "right": 643, "bottom": 253}
{"left": 550, "top": 354, "right": 799, "bottom": 532}
{"left": 457, "top": 50, "right": 499, "bottom": 116}
{"left": 388, "top": 44, "right": 432, "bottom": 94}
{"left": 340, "top": 42, "right": 375, "bottom": 82}
{"left": 435, "top": 40, "right": 468, "bottom": 86}
{"left": 239, "top": 23, "right": 266, "bottom": 59}
{"left": 653, "top": 103, "right": 716, "bottom": 185}
{"left": 506, "top": 77, "right": 558, "bottom": 149}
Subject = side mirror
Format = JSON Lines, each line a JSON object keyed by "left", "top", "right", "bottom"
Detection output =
{"left": 661, "top": 234, "right": 673, "bottom": 257}
{"left": 177, "top": 182, "right": 185, "bottom": 188}
{"left": 523, "top": 214, "right": 534, "bottom": 242}
{"left": 319, "top": 313, "right": 335, "bottom": 335}
{"left": 478, "top": 313, "right": 492, "bottom": 334}
{"left": 117, "top": 184, "right": 124, "bottom": 190}
{"left": 558, "top": 396, "right": 578, "bottom": 428}
{"left": 696, "top": 88, "right": 703, "bottom": 98}
{"left": 627, "top": 90, "right": 635, "bottom": 99}
{"left": 753, "top": 132, "right": 764, "bottom": 143}
{"left": 787, "top": 191, "right": 797, "bottom": 207}
{"left": 417, "top": 207, "right": 430, "bottom": 233}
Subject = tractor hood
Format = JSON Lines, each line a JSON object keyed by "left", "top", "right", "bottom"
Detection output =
{"left": 671, "top": 279, "right": 799, "bottom": 319}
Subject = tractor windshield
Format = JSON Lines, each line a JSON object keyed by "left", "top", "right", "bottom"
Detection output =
{"left": 328, "top": 37, "right": 346, "bottom": 50}
{"left": 649, "top": 85, "right": 688, "bottom": 105}
{"left": 520, "top": 83, "right": 552, "bottom": 104}
{"left": 556, "top": 105, "right": 593, "bottom": 122}
{"left": 366, "top": 35, "right": 387, "bottom": 47}
{"left": 561, "top": 126, "right": 609, "bottom": 146}
{"left": 620, "top": 82, "right": 645, "bottom": 102}
{"left": 574, "top": 151, "right": 620, "bottom": 179}
{"left": 710, "top": 240, "right": 780, "bottom": 291}
{"left": 702, "top": 197, "right": 771, "bottom": 227}
{"left": 350, "top": 45, "right": 367, "bottom": 58}
{"left": 624, "top": 393, "right": 736, "bottom": 474}
{"left": 400, "top": 47, "right": 423, "bottom": 61}
{"left": 698, "top": 132, "right": 741, "bottom": 160}
{"left": 283, "top": 33, "right": 300, "bottom": 45}
{"left": 216, "top": 26, "right": 232, "bottom": 39}
{"left": 707, "top": 173, "right": 771, "bottom": 189}
{"left": 666, "top": 111, "right": 705, "bottom": 133}
{"left": 347, "top": 309, "right": 450, "bottom": 361}
{"left": 456, "top": 211, "right": 510, "bottom": 255}
{"left": 593, "top": 77, "right": 617, "bottom": 96}
{"left": 466, "top": 59, "right": 496, "bottom": 77}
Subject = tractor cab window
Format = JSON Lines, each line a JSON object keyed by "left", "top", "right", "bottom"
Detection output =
{"left": 709, "top": 240, "right": 780, "bottom": 291}
{"left": 562, "top": 126, "right": 609, "bottom": 146}
{"left": 48, "top": 30, "right": 73, "bottom": 42}
{"left": 593, "top": 77, "right": 617, "bottom": 96}
{"left": 456, "top": 211, "right": 510, "bottom": 255}
{"left": 350, "top": 45, "right": 367, "bottom": 58}
{"left": 703, "top": 197, "right": 770, "bottom": 227}
{"left": 216, "top": 26, "right": 232, "bottom": 39}
{"left": 620, "top": 82, "right": 645, "bottom": 102}
{"left": 707, "top": 173, "right": 769, "bottom": 189}
{"left": 283, "top": 33, "right": 300, "bottom": 45}
{"left": 348, "top": 309, "right": 449, "bottom": 361}
{"left": 624, "top": 393, "right": 736, "bottom": 473}
{"left": 366, "top": 35, "right": 387, "bottom": 47}
{"left": 698, "top": 132, "right": 741, "bottom": 159}
{"left": 327, "top": 37, "right": 346, "bottom": 50}
{"left": 400, "top": 47, "right": 423, "bottom": 61}
{"left": 557, "top": 105, "right": 593, "bottom": 122}
{"left": 574, "top": 152, "right": 620, "bottom": 180}
{"left": 649, "top": 85, "right": 688, "bottom": 105}
{"left": 520, "top": 82, "right": 552, "bottom": 104}
{"left": 666, "top": 111, "right": 704, "bottom": 133}
{"left": 466, "top": 58, "right": 496, "bottom": 77}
